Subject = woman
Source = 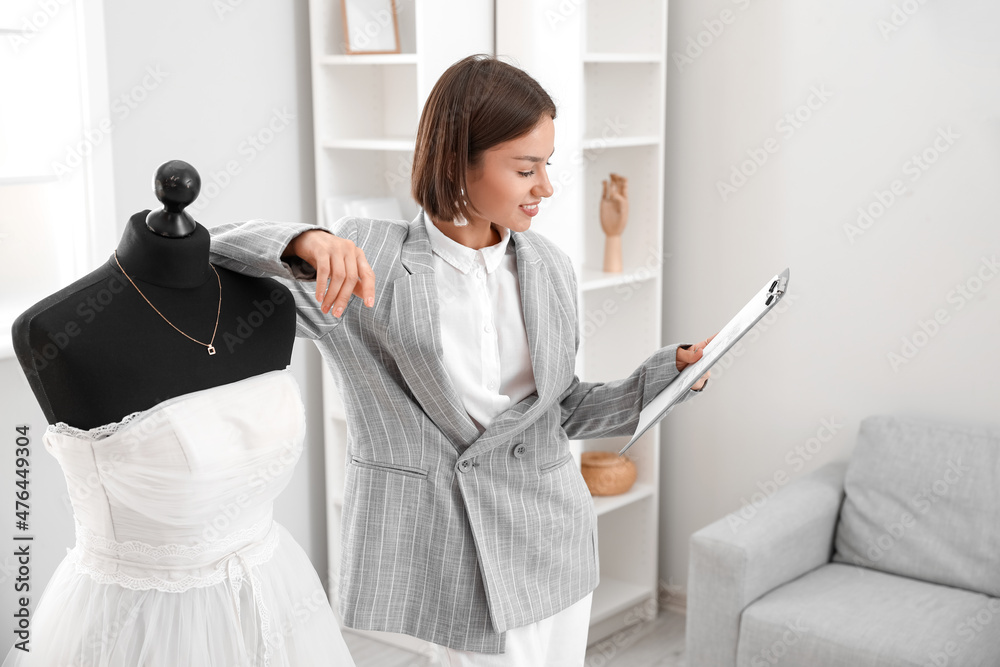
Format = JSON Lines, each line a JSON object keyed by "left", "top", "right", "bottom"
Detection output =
{"left": 210, "top": 54, "right": 711, "bottom": 666}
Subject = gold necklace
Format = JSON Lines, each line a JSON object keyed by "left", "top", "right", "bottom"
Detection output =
{"left": 113, "top": 250, "right": 222, "bottom": 356}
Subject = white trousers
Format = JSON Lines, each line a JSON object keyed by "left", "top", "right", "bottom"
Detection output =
{"left": 434, "top": 593, "right": 593, "bottom": 667}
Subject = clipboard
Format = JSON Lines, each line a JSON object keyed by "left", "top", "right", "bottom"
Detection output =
{"left": 619, "top": 268, "right": 790, "bottom": 456}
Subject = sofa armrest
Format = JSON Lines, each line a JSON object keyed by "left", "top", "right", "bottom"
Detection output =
{"left": 685, "top": 460, "right": 848, "bottom": 667}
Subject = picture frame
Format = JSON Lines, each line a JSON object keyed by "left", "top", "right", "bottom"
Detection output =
{"left": 341, "top": 0, "right": 400, "bottom": 55}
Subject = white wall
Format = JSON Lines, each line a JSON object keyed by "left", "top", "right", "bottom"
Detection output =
{"left": 660, "top": 0, "right": 1000, "bottom": 592}
{"left": 0, "top": 1, "right": 331, "bottom": 622}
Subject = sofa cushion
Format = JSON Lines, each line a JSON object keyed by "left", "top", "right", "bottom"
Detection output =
{"left": 736, "top": 563, "right": 1000, "bottom": 667}
{"left": 832, "top": 415, "right": 1000, "bottom": 597}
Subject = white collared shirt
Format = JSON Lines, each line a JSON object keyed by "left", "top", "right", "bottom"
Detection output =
{"left": 424, "top": 214, "right": 536, "bottom": 432}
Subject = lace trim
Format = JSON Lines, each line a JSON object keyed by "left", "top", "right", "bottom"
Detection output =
{"left": 68, "top": 522, "right": 280, "bottom": 593}
{"left": 49, "top": 412, "right": 145, "bottom": 441}
{"left": 68, "top": 522, "right": 282, "bottom": 666}
{"left": 75, "top": 512, "right": 274, "bottom": 562}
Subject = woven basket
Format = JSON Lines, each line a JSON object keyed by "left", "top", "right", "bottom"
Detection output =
{"left": 580, "top": 451, "right": 637, "bottom": 496}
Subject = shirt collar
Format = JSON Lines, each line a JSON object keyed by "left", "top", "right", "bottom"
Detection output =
{"left": 423, "top": 212, "right": 512, "bottom": 275}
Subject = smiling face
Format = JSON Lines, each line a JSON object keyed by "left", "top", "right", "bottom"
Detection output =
{"left": 464, "top": 114, "right": 555, "bottom": 235}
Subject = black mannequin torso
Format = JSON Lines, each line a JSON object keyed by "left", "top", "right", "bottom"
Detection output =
{"left": 12, "top": 211, "right": 296, "bottom": 430}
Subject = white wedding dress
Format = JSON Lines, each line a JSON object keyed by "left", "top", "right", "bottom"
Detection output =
{"left": 2, "top": 369, "right": 355, "bottom": 666}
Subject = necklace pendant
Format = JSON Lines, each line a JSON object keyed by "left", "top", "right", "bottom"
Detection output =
{"left": 207, "top": 345, "right": 216, "bottom": 356}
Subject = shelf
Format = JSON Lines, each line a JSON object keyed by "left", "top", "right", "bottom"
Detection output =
{"left": 592, "top": 482, "right": 654, "bottom": 516}
{"left": 583, "top": 53, "right": 662, "bottom": 64}
{"left": 320, "top": 53, "right": 418, "bottom": 65}
{"left": 581, "top": 135, "right": 661, "bottom": 151}
{"left": 579, "top": 267, "right": 658, "bottom": 292}
{"left": 590, "top": 577, "right": 654, "bottom": 625}
{"left": 321, "top": 138, "right": 415, "bottom": 151}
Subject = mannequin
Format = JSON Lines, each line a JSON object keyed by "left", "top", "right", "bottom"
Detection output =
{"left": 12, "top": 160, "right": 296, "bottom": 429}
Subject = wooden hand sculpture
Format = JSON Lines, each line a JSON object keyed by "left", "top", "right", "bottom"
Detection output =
{"left": 600, "top": 173, "right": 629, "bottom": 272}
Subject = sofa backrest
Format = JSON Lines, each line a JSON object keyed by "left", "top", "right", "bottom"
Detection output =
{"left": 833, "top": 415, "right": 1000, "bottom": 597}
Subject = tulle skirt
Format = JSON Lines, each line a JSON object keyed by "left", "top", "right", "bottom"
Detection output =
{"left": 2, "top": 524, "right": 355, "bottom": 667}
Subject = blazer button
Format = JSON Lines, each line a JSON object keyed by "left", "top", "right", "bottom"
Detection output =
{"left": 458, "top": 460, "right": 472, "bottom": 473}
{"left": 512, "top": 444, "right": 527, "bottom": 459}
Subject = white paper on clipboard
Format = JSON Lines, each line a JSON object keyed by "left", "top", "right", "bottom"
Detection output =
{"left": 619, "top": 268, "right": 790, "bottom": 456}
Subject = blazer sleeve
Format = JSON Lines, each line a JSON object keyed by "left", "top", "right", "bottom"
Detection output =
{"left": 208, "top": 218, "right": 358, "bottom": 340}
{"left": 556, "top": 257, "right": 703, "bottom": 440}
{"left": 558, "top": 343, "right": 702, "bottom": 440}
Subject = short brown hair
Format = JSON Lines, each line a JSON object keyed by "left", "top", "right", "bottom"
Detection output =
{"left": 411, "top": 54, "right": 557, "bottom": 224}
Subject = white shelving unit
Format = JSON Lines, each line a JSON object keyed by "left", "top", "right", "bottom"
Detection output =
{"left": 307, "top": 0, "right": 493, "bottom": 655}
{"left": 497, "top": 0, "right": 669, "bottom": 644}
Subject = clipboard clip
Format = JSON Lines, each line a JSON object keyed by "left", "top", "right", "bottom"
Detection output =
{"left": 764, "top": 271, "right": 789, "bottom": 306}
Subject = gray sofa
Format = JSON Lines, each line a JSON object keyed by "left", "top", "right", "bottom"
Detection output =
{"left": 686, "top": 415, "right": 1000, "bottom": 667}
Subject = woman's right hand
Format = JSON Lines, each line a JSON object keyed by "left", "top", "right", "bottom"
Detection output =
{"left": 676, "top": 333, "right": 717, "bottom": 391}
{"left": 284, "top": 230, "right": 376, "bottom": 317}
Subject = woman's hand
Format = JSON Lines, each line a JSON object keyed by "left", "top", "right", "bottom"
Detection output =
{"left": 676, "top": 333, "right": 717, "bottom": 391}
{"left": 284, "top": 230, "right": 376, "bottom": 317}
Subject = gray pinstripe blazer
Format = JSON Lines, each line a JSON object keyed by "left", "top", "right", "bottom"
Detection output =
{"left": 209, "top": 212, "right": 696, "bottom": 653}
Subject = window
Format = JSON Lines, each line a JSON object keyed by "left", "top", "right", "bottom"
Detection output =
{"left": 0, "top": 0, "right": 113, "bottom": 356}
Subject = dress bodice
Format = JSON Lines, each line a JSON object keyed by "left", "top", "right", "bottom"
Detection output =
{"left": 5, "top": 369, "right": 356, "bottom": 667}
{"left": 44, "top": 369, "right": 305, "bottom": 592}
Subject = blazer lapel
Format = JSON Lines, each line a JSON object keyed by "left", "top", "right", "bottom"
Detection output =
{"left": 513, "top": 231, "right": 576, "bottom": 404}
{"left": 385, "top": 213, "right": 481, "bottom": 450}
{"left": 463, "top": 231, "right": 576, "bottom": 458}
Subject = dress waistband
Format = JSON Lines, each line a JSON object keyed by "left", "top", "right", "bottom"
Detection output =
{"left": 68, "top": 513, "right": 281, "bottom": 666}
